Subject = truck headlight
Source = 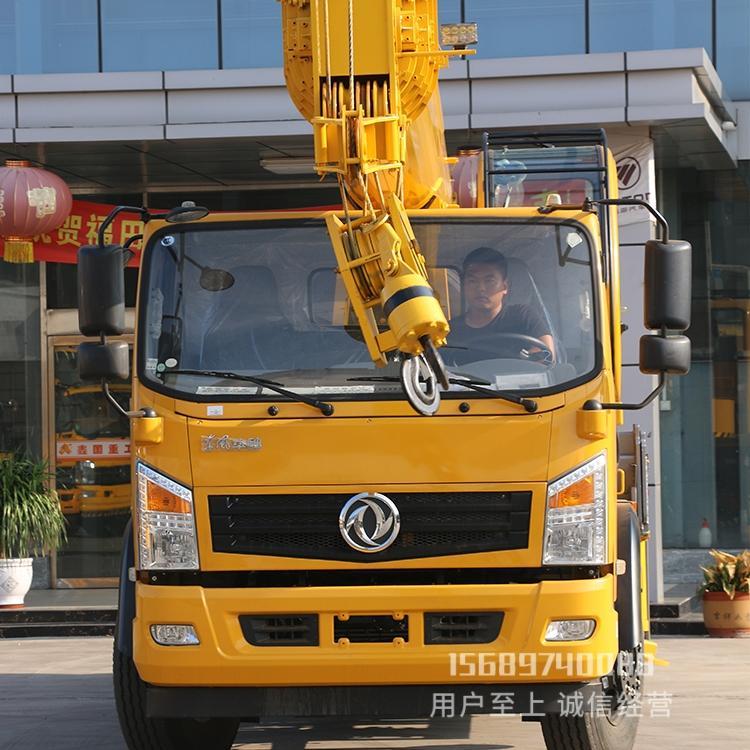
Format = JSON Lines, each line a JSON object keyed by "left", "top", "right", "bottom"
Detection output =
{"left": 136, "top": 462, "right": 199, "bottom": 570}
{"left": 543, "top": 454, "right": 607, "bottom": 565}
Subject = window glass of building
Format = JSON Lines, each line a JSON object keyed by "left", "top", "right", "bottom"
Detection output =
{"left": 101, "top": 0, "right": 218, "bottom": 72}
{"left": 0, "top": 0, "right": 98, "bottom": 74}
{"left": 589, "top": 0, "right": 712, "bottom": 56}
{"left": 716, "top": 0, "right": 750, "bottom": 100}
{"left": 221, "top": 0, "right": 282, "bottom": 68}
{"left": 439, "top": 0, "right": 462, "bottom": 24}
{"left": 465, "top": 1, "right": 585, "bottom": 58}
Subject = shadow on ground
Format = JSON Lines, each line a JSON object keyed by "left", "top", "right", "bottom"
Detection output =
{"left": 0, "top": 673, "right": 520, "bottom": 750}
{"left": 234, "top": 718, "right": 513, "bottom": 749}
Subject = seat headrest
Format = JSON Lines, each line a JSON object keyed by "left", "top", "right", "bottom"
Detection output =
{"left": 220, "top": 265, "right": 285, "bottom": 323}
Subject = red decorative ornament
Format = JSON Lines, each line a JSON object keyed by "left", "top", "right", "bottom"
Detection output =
{"left": 0, "top": 160, "right": 73, "bottom": 263}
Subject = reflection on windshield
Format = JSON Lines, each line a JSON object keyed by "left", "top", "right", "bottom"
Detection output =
{"left": 141, "top": 220, "right": 597, "bottom": 400}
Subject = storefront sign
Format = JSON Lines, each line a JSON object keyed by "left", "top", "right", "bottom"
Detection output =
{"left": 0, "top": 199, "right": 144, "bottom": 266}
{"left": 0, "top": 200, "right": 341, "bottom": 266}
{"left": 612, "top": 139, "right": 655, "bottom": 227}
{"left": 56, "top": 438, "right": 131, "bottom": 460}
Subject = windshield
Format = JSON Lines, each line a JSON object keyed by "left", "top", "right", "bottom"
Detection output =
{"left": 140, "top": 218, "right": 598, "bottom": 401}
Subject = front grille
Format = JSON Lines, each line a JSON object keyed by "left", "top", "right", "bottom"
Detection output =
{"left": 424, "top": 612, "right": 504, "bottom": 644}
{"left": 55, "top": 464, "right": 129, "bottom": 487}
{"left": 92, "top": 465, "right": 130, "bottom": 485}
{"left": 334, "top": 615, "right": 409, "bottom": 643}
{"left": 240, "top": 615, "right": 318, "bottom": 646}
{"left": 208, "top": 491, "right": 531, "bottom": 562}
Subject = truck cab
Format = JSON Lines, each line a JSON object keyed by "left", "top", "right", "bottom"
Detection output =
{"left": 77, "top": 132, "right": 691, "bottom": 750}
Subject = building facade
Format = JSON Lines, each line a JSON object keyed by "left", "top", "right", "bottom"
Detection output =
{"left": 1, "top": 0, "right": 749, "bottom": 596}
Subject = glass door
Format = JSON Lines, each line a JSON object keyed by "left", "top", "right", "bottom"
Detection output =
{"left": 48, "top": 337, "right": 132, "bottom": 586}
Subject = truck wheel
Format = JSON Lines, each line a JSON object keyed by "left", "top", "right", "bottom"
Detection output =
{"left": 113, "top": 648, "right": 239, "bottom": 750}
{"left": 539, "top": 647, "right": 643, "bottom": 750}
{"left": 540, "top": 708, "right": 639, "bottom": 750}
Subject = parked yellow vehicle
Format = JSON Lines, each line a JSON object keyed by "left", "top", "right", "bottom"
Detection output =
{"left": 55, "top": 383, "right": 130, "bottom": 522}
{"left": 77, "top": 3, "right": 692, "bottom": 750}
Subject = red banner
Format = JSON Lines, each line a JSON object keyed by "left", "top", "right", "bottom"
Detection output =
{"left": 0, "top": 200, "right": 342, "bottom": 266}
{"left": 0, "top": 199, "right": 143, "bottom": 266}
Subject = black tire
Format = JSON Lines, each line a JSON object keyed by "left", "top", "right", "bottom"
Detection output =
{"left": 113, "top": 647, "right": 240, "bottom": 750}
{"left": 540, "top": 708, "right": 640, "bottom": 750}
{"left": 540, "top": 645, "right": 644, "bottom": 750}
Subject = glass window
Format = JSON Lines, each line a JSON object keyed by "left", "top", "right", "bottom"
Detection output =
{"left": 465, "top": 0, "right": 585, "bottom": 59}
{"left": 53, "top": 344, "right": 132, "bottom": 580}
{"left": 0, "top": 3, "right": 14, "bottom": 73}
{"left": 716, "top": 0, "right": 750, "bottom": 100}
{"left": 0, "top": 261, "right": 41, "bottom": 455}
{"left": 0, "top": 0, "right": 98, "bottom": 74}
{"left": 486, "top": 144, "right": 605, "bottom": 207}
{"left": 439, "top": 0, "right": 462, "bottom": 25}
{"left": 221, "top": 0, "right": 282, "bottom": 68}
{"left": 140, "top": 219, "right": 597, "bottom": 404}
{"left": 101, "top": 0, "right": 218, "bottom": 72}
{"left": 590, "top": 0, "right": 712, "bottom": 55}
{"left": 659, "top": 166, "right": 750, "bottom": 549}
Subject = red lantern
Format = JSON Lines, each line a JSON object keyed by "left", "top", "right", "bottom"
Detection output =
{"left": 0, "top": 160, "right": 73, "bottom": 263}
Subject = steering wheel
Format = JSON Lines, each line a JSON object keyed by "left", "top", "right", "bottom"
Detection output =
{"left": 448, "top": 332, "right": 555, "bottom": 367}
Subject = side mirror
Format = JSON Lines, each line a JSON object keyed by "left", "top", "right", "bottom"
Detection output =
{"left": 644, "top": 239, "right": 692, "bottom": 331}
{"left": 78, "top": 341, "right": 130, "bottom": 381}
{"left": 640, "top": 334, "right": 691, "bottom": 375}
{"left": 78, "top": 244, "right": 126, "bottom": 336}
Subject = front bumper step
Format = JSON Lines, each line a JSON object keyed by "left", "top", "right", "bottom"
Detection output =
{"left": 146, "top": 681, "right": 602, "bottom": 719}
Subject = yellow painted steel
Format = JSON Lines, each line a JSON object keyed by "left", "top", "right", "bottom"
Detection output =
{"left": 134, "top": 576, "right": 618, "bottom": 687}
{"left": 131, "top": 415, "right": 163, "bottom": 446}
{"left": 278, "top": 0, "right": 462, "bottom": 365}
{"left": 279, "top": 0, "right": 454, "bottom": 209}
{"left": 128, "top": 165, "right": 642, "bottom": 687}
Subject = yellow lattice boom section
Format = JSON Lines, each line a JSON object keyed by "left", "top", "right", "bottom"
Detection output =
{"left": 279, "top": 0, "right": 454, "bottom": 210}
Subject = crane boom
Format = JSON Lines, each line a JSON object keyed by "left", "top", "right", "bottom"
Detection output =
{"left": 278, "top": 0, "right": 470, "bottom": 413}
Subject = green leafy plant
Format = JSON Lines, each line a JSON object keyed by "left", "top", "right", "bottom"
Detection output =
{"left": 0, "top": 454, "right": 66, "bottom": 559}
{"left": 699, "top": 549, "right": 750, "bottom": 600}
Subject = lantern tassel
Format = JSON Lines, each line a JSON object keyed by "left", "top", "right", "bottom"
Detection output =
{"left": 3, "top": 238, "right": 34, "bottom": 264}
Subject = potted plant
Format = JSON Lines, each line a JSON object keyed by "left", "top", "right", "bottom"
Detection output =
{"left": 0, "top": 454, "right": 66, "bottom": 608}
{"left": 699, "top": 549, "right": 750, "bottom": 637}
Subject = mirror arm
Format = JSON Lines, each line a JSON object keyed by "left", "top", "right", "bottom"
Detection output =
{"left": 122, "top": 233, "right": 143, "bottom": 267}
{"left": 98, "top": 206, "right": 152, "bottom": 247}
{"left": 102, "top": 380, "right": 156, "bottom": 420}
{"left": 585, "top": 198, "right": 669, "bottom": 243}
{"left": 583, "top": 373, "right": 665, "bottom": 412}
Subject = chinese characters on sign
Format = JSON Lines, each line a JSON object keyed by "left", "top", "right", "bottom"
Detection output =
{"left": 56, "top": 439, "right": 131, "bottom": 460}
{"left": 429, "top": 689, "right": 673, "bottom": 719}
{"left": 6, "top": 199, "right": 145, "bottom": 265}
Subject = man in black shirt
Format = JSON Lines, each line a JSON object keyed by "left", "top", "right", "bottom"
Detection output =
{"left": 449, "top": 246, "right": 555, "bottom": 361}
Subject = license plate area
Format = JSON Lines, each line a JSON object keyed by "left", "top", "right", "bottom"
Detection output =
{"left": 334, "top": 614, "right": 409, "bottom": 643}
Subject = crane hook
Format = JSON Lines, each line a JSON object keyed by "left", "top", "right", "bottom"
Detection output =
{"left": 399, "top": 352, "right": 441, "bottom": 416}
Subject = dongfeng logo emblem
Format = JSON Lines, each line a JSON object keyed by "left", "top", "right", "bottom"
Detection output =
{"left": 339, "top": 492, "right": 401, "bottom": 553}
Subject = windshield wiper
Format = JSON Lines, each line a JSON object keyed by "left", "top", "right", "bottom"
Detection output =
{"left": 162, "top": 369, "right": 334, "bottom": 416}
{"left": 347, "top": 374, "right": 538, "bottom": 413}
{"left": 448, "top": 376, "right": 538, "bottom": 413}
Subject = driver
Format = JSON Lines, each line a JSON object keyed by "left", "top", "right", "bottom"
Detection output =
{"left": 449, "top": 246, "right": 555, "bottom": 360}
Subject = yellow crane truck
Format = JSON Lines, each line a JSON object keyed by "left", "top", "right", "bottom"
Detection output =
{"left": 76, "top": 2, "right": 692, "bottom": 749}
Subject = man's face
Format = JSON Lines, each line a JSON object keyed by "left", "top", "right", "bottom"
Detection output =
{"left": 463, "top": 262, "right": 508, "bottom": 315}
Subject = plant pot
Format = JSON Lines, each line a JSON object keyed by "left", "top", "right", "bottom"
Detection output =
{"left": 0, "top": 558, "right": 33, "bottom": 609}
{"left": 702, "top": 591, "right": 750, "bottom": 637}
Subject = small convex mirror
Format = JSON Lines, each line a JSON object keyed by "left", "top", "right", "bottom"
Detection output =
{"left": 199, "top": 268, "right": 235, "bottom": 292}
